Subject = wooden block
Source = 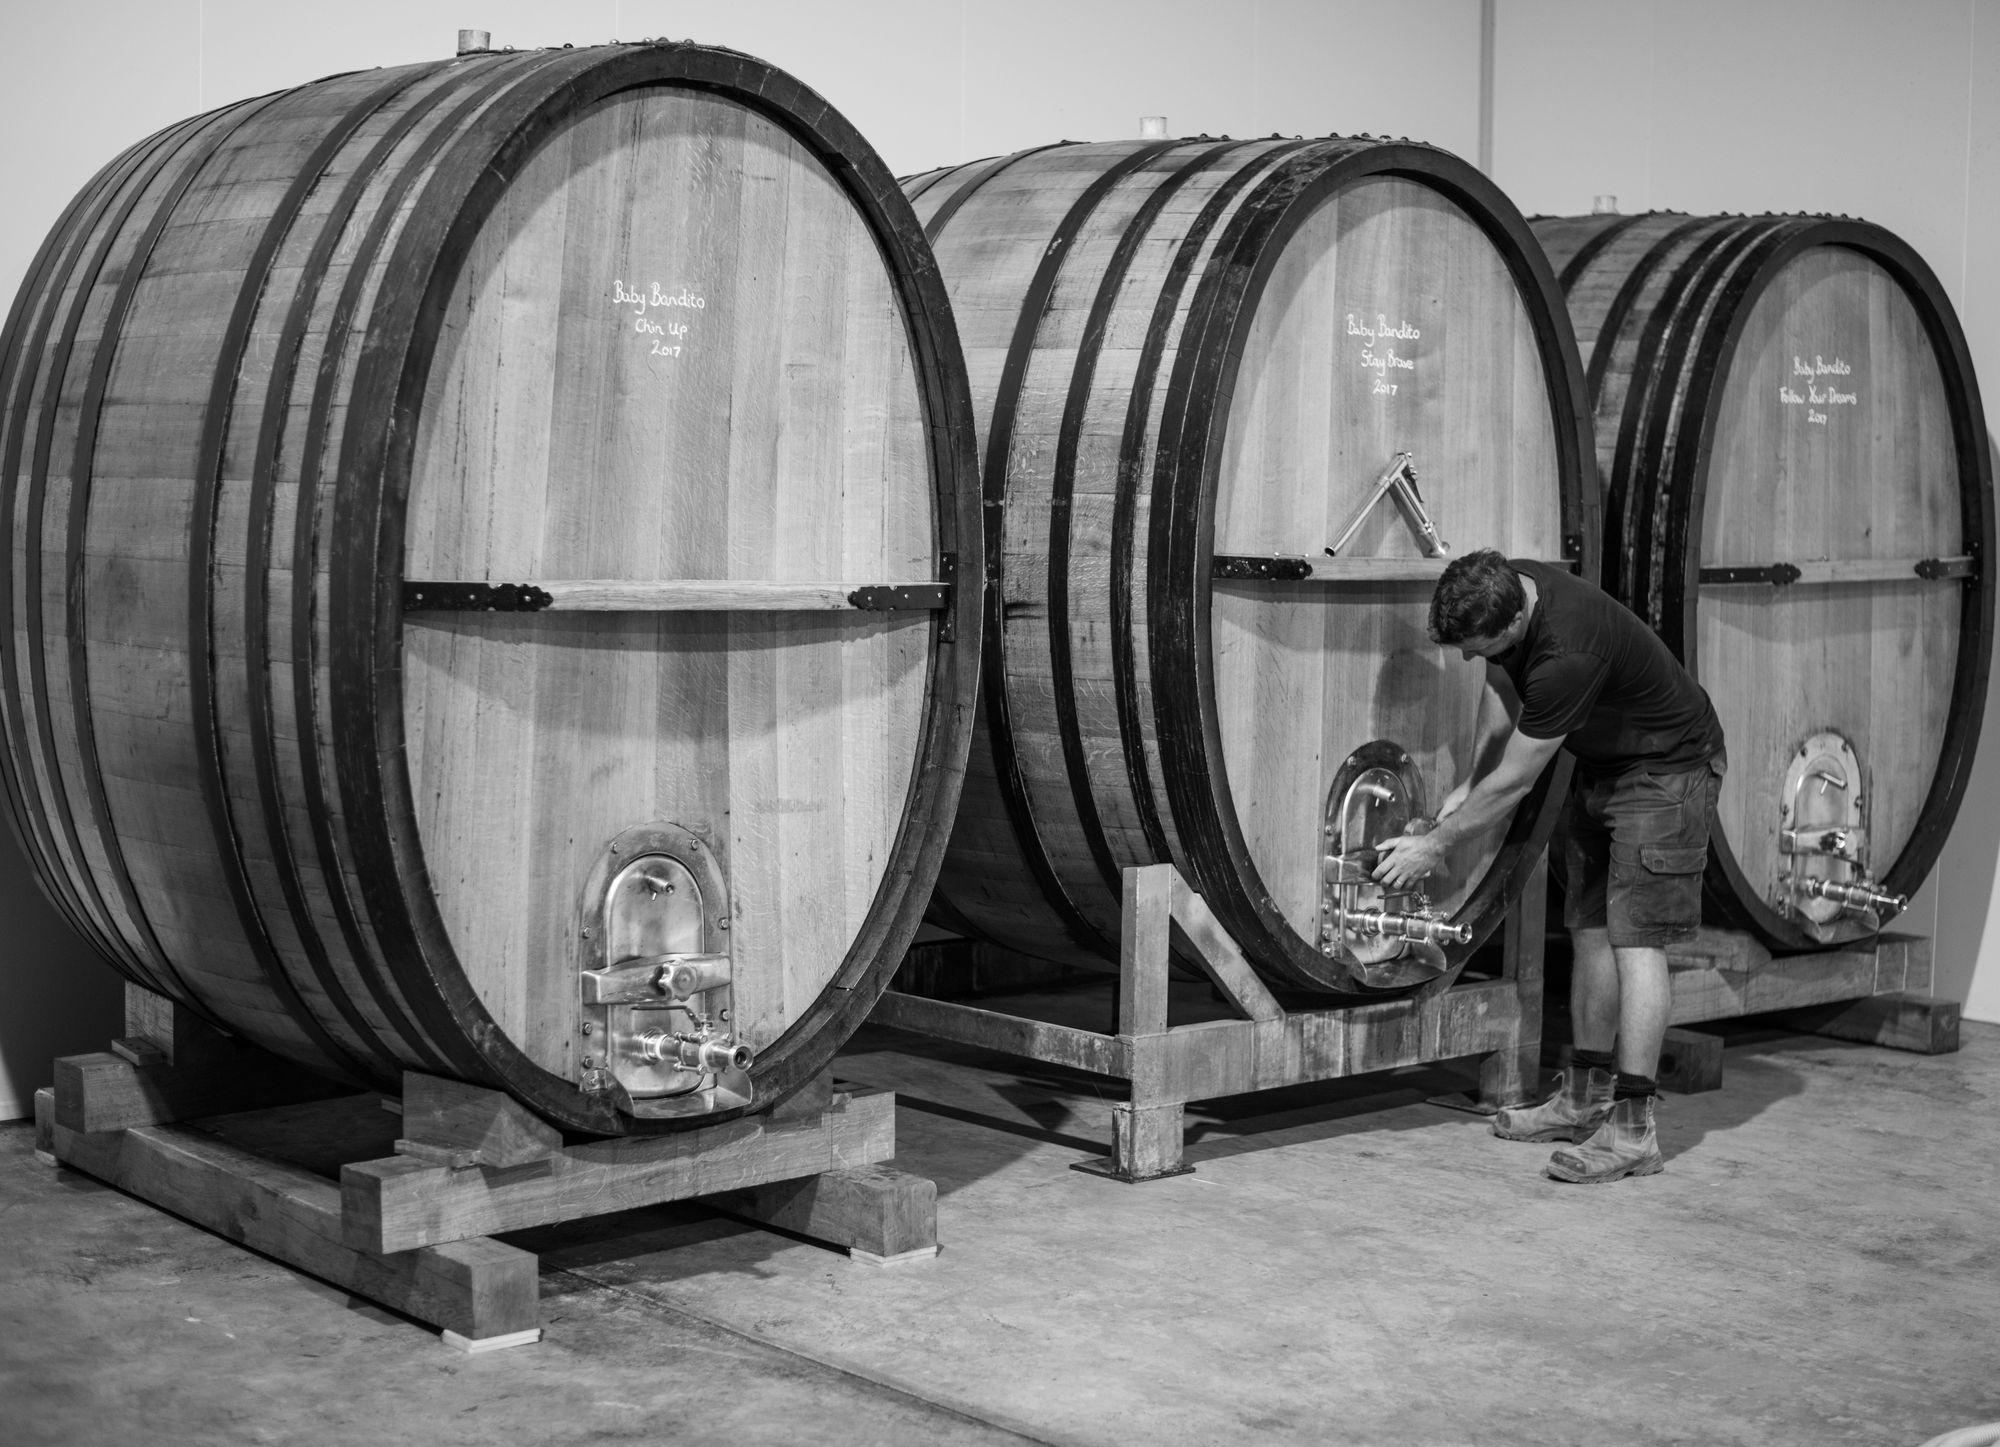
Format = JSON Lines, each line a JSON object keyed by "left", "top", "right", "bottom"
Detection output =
{"left": 33, "top": 1086, "right": 56, "bottom": 1165}
{"left": 50, "top": 1118, "right": 539, "bottom": 1342}
{"left": 53, "top": 1048, "right": 343, "bottom": 1135}
{"left": 398, "top": 1072, "right": 561, "bottom": 1169}
{"left": 342, "top": 1089, "right": 898, "bottom": 1254}
{"left": 1787, "top": 992, "right": 1961, "bottom": 1054}
{"left": 109, "top": 1038, "right": 171, "bottom": 1070}
{"left": 1873, "top": 934, "right": 1933, "bottom": 994}
{"left": 768, "top": 1068, "right": 835, "bottom": 1122}
{"left": 122, "top": 983, "right": 234, "bottom": 1068}
{"left": 1072, "top": 1101, "right": 1191, "bottom": 1183}
{"left": 1656, "top": 1027, "right": 1724, "bottom": 1094}
{"left": 712, "top": 1164, "right": 937, "bottom": 1262}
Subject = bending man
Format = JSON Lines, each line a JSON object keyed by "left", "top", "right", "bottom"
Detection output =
{"left": 1374, "top": 549, "right": 1725, "bottom": 1184}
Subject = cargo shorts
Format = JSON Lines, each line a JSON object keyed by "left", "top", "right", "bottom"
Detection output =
{"left": 1560, "top": 753, "right": 1725, "bottom": 949}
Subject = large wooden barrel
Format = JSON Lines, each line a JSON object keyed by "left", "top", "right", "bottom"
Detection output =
{"left": 904, "top": 138, "right": 1596, "bottom": 992}
{"left": 0, "top": 43, "right": 980, "bottom": 1131}
{"left": 1532, "top": 211, "right": 1994, "bottom": 948}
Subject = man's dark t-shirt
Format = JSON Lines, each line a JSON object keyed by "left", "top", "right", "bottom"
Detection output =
{"left": 1495, "top": 558, "right": 1724, "bottom": 779}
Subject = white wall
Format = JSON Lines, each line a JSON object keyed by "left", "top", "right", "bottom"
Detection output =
{"left": 0, "top": 0, "right": 1995, "bottom": 1115}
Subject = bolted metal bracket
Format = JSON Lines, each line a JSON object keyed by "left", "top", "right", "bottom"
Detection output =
{"left": 1212, "top": 554, "right": 1315, "bottom": 581}
{"left": 1698, "top": 562, "right": 1802, "bottom": 586}
{"left": 847, "top": 583, "right": 952, "bottom": 612}
{"left": 402, "top": 581, "right": 553, "bottom": 612}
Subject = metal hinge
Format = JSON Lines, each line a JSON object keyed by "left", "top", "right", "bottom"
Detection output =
{"left": 402, "top": 581, "right": 554, "bottom": 612}
{"left": 1212, "top": 555, "right": 1314, "bottom": 581}
{"left": 1698, "top": 563, "right": 1801, "bottom": 586}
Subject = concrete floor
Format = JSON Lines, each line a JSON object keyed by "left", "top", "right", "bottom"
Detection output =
{"left": 2, "top": 1009, "right": 1994, "bottom": 1446}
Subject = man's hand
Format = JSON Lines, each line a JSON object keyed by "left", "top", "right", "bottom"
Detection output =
{"left": 1373, "top": 829, "right": 1449, "bottom": 892}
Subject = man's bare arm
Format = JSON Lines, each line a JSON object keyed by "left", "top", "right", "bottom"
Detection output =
{"left": 1374, "top": 722, "right": 1564, "bottom": 891}
{"left": 1442, "top": 663, "right": 1523, "bottom": 817}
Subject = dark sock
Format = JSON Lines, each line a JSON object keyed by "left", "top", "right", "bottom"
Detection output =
{"left": 1572, "top": 1047, "right": 1614, "bottom": 1073}
{"left": 1615, "top": 1072, "right": 1656, "bottom": 1100}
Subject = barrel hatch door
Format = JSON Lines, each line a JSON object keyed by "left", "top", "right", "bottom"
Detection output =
{"left": 1775, "top": 732, "right": 1906, "bottom": 937}
{"left": 577, "top": 822, "right": 753, "bottom": 1119}
{"left": 1318, "top": 741, "right": 1469, "bottom": 989}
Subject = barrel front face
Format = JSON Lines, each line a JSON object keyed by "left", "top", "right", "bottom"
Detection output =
{"left": 0, "top": 45, "right": 980, "bottom": 1131}
{"left": 912, "top": 140, "right": 1593, "bottom": 990}
{"left": 401, "top": 83, "right": 938, "bottom": 1087}
{"left": 1209, "top": 174, "right": 1567, "bottom": 956}
{"left": 1698, "top": 244, "right": 1964, "bottom": 937}
{"left": 1538, "top": 211, "right": 1993, "bottom": 948}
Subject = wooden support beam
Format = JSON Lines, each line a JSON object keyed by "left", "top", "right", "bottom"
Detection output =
{"left": 1163, "top": 869, "right": 1284, "bottom": 1022}
{"left": 1483, "top": 850, "right": 1548, "bottom": 1107}
{"left": 870, "top": 990, "right": 1125, "bottom": 1076}
{"left": 1666, "top": 930, "right": 1881, "bottom": 1023}
{"left": 710, "top": 1164, "right": 938, "bottom": 1264}
{"left": 1121, "top": 980, "right": 1522, "bottom": 1103}
{"left": 342, "top": 1089, "right": 897, "bottom": 1254}
{"left": 1119, "top": 865, "right": 1174, "bottom": 1036}
{"left": 1070, "top": 1101, "right": 1191, "bottom": 1183}
{"left": 1787, "top": 991, "right": 1961, "bottom": 1054}
{"left": 49, "top": 1115, "right": 539, "bottom": 1347}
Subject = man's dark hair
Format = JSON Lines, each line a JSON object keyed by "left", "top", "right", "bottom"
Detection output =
{"left": 1428, "top": 549, "right": 1526, "bottom": 645}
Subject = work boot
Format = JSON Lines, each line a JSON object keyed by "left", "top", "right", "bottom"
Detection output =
{"left": 1546, "top": 1095, "right": 1664, "bottom": 1183}
{"left": 1490, "top": 1064, "right": 1614, "bottom": 1143}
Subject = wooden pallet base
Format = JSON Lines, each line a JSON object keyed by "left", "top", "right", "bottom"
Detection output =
{"left": 38, "top": 999, "right": 936, "bottom": 1350}
{"left": 875, "top": 858, "right": 1546, "bottom": 1182}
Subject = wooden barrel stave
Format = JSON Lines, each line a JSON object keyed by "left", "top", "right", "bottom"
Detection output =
{"left": 2, "top": 45, "right": 979, "bottom": 1129}
{"left": 913, "top": 138, "right": 1594, "bottom": 990}
{"left": 20, "top": 102, "right": 270, "bottom": 1021}
{"left": 1534, "top": 210, "right": 1993, "bottom": 949}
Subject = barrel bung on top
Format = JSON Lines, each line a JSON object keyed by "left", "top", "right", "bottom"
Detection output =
{"left": 1533, "top": 211, "right": 1993, "bottom": 949}
{"left": 906, "top": 136, "right": 1596, "bottom": 993}
{"left": 0, "top": 43, "right": 980, "bottom": 1131}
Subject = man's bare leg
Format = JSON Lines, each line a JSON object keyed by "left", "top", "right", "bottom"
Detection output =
{"left": 1570, "top": 926, "right": 1620, "bottom": 1054}
{"left": 1612, "top": 944, "right": 1670, "bottom": 1079}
